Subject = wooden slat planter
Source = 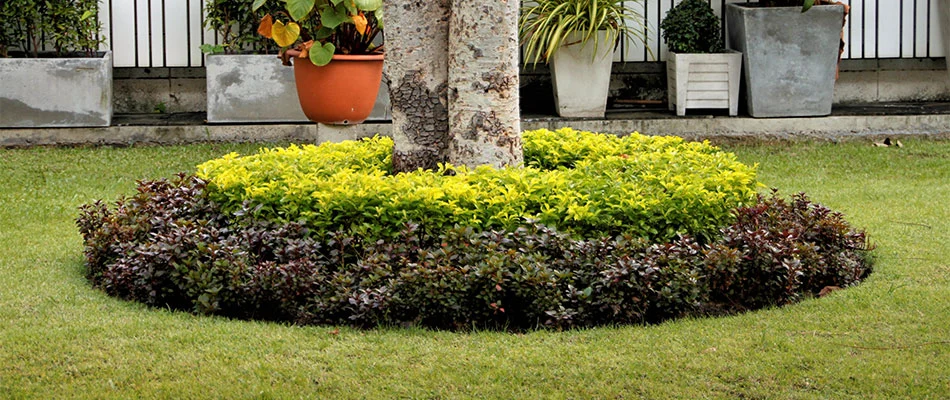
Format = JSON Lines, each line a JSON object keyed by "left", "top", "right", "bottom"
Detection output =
{"left": 667, "top": 51, "right": 742, "bottom": 116}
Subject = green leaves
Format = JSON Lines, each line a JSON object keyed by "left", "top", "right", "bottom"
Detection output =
{"left": 252, "top": 0, "right": 384, "bottom": 59}
{"left": 319, "top": 3, "right": 349, "bottom": 29}
{"left": 285, "top": 0, "right": 316, "bottom": 21}
{"left": 802, "top": 0, "right": 815, "bottom": 12}
{"left": 308, "top": 42, "right": 335, "bottom": 66}
{"left": 198, "top": 129, "right": 759, "bottom": 244}
{"left": 520, "top": 0, "right": 649, "bottom": 64}
{"left": 354, "top": 0, "right": 382, "bottom": 12}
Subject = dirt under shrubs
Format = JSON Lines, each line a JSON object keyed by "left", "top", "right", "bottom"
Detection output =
{"left": 77, "top": 175, "right": 873, "bottom": 330}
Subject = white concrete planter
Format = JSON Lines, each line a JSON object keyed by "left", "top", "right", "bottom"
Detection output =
{"left": 725, "top": 3, "right": 844, "bottom": 117}
{"left": 667, "top": 51, "right": 742, "bottom": 116}
{"left": 0, "top": 51, "right": 112, "bottom": 128}
{"left": 550, "top": 31, "right": 614, "bottom": 118}
{"left": 206, "top": 54, "right": 392, "bottom": 124}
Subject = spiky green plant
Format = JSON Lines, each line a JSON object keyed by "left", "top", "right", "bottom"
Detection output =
{"left": 519, "top": 0, "right": 649, "bottom": 64}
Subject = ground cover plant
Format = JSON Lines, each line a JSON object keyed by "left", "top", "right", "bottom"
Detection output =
{"left": 1, "top": 139, "right": 948, "bottom": 398}
{"left": 76, "top": 129, "right": 871, "bottom": 329}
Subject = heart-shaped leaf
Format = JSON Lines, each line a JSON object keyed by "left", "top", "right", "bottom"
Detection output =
{"left": 257, "top": 14, "right": 274, "bottom": 38}
{"left": 320, "top": 3, "right": 349, "bottom": 29}
{"left": 309, "top": 42, "right": 336, "bottom": 66}
{"left": 285, "top": 0, "right": 316, "bottom": 21}
{"left": 271, "top": 20, "right": 300, "bottom": 47}
{"left": 354, "top": 0, "right": 382, "bottom": 12}
{"left": 252, "top": 0, "right": 267, "bottom": 12}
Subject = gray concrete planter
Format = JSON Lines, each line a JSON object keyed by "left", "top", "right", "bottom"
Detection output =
{"left": 0, "top": 51, "right": 112, "bottom": 128}
{"left": 206, "top": 54, "right": 391, "bottom": 124}
{"left": 550, "top": 31, "right": 614, "bottom": 118}
{"left": 725, "top": 3, "right": 844, "bottom": 117}
{"left": 667, "top": 51, "right": 742, "bottom": 116}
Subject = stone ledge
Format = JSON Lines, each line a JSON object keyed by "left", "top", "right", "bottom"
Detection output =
{"left": 3, "top": 112, "right": 949, "bottom": 148}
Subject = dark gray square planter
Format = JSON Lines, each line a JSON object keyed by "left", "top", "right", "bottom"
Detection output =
{"left": 725, "top": 3, "right": 844, "bottom": 118}
{"left": 1, "top": 51, "right": 112, "bottom": 127}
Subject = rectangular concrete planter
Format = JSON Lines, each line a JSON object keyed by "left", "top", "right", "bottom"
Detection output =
{"left": 206, "top": 54, "right": 391, "bottom": 124}
{"left": 667, "top": 51, "right": 742, "bottom": 116}
{"left": 1, "top": 51, "right": 112, "bottom": 128}
{"left": 725, "top": 3, "right": 844, "bottom": 118}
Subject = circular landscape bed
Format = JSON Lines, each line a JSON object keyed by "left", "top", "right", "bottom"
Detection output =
{"left": 77, "top": 128, "right": 873, "bottom": 330}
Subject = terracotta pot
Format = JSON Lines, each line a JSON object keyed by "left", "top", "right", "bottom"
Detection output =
{"left": 287, "top": 51, "right": 384, "bottom": 125}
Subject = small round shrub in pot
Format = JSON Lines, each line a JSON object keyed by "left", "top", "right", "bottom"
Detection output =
{"left": 660, "top": 0, "right": 742, "bottom": 116}
{"left": 659, "top": 0, "right": 724, "bottom": 54}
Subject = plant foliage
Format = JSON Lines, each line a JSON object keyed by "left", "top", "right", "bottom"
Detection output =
{"left": 196, "top": 129, "right": 759, "bottom": 243}
{"left": 660, "top": 0, "right": 724, "bottom": 54}
{"left": 77, "top": 177, "right": 873, "bottom": 330}
{"left": 519, "top": 0, "right": 649, "bottom": 64}
{"left": 0, "top": 0, "right": 104, "bottom": 58}
{"left": 201, "top": 0, "right": 282, "bottom": 54}
{"left": 253, "top": 0, "right": 383, "bottom": 66}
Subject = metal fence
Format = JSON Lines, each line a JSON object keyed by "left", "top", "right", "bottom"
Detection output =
{"left": 99, "top": 0, "right": 947, "bottom": 68}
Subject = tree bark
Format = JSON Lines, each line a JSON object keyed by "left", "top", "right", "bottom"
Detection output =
{"left": 384, "top": 0, "right": 451, "bottom": 173}
{"left": 446, "top": 0, "right": 523, "bottom": 169}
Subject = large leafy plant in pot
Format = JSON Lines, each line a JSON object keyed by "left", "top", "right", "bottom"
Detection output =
{"left": 519, "top": 0, "right": 647, "bottom": 118}
{"left": 660, "top": 0, "right": 741, "bottom": 116}
{"left": 202, "top": 0, "right": 310, "bottom": 123}
{"left": 0, "top": 0, "right": 112, "bottom": 128}
{"left": 254, "top": 0, "right": 384, "bottom": 125}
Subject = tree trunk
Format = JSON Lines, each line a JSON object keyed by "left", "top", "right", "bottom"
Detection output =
{"left": 446, "top": 0, "right": 523, "bottom": 169}
{"left": 384, "top": 0, "right": 451, "bottom": 173}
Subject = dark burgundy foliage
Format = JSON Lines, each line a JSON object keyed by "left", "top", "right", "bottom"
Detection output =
{"left": 77, "top": 179, "right": 873, "bottom": 330}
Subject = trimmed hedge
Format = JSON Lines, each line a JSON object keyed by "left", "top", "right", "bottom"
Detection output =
{"left": 197, "top": 129, "right": 759, "bottom": 243}
{"left": 77, "top": 176, "right": 873, "bottom": 329}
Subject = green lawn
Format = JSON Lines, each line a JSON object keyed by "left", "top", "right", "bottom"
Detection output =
{"left": 1, "top": 139, "right": 948, "bottom": 398}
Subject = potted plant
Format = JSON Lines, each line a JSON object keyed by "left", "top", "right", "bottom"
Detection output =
{"left": 725, "top": 0, "right": 849, "bottom": 118}
{"left": 519, "top": 0, "right": 648, "bottom": 118}
{"left": 0, "top": 0, "right": 111, "bottom": 128}
{"left": 253, "top": 0, "right": 385, "bottom": 125}
{"left": 201, "top": 0, "right": 313, "bottom": 123}
{"left": 660, "top": 0, "right": 741, "bottom": 116}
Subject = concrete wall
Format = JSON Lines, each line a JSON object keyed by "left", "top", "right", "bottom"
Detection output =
{"left": 113, "top": 59, "right": 950, "bottom": 116}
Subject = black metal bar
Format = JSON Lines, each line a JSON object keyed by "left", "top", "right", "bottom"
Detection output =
{"left": 925, "top": 0, "right": 932, "bottom": 58}
{"left": 202, "top": 0, "right": 208, "bottom": 67}
{"left": 148, "top": 0, "right": 153, "bottom": 67}
{"left": 161, "top": 0, "right": 167, "bottom": 67}
{"left": 109, "top": 0, "right": 115, "bottom": 56}
{"left": 186, "top": 0, "right": 192, "bottom": 67}
{"left": 874, "top": 0, "right": 879, "bottom": 59}
{"left": 133, "top": 0, "right": 139, "bottom": 67}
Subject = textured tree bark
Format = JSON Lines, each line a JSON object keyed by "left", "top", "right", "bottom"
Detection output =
{"left": 446, "top": 0, "right": 523, "bottom": 169}
{"left": 384, "top": 0, "right": 451, "bottom": 173}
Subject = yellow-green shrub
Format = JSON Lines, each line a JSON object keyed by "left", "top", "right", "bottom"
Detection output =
{"left": 197, "top": 129, "right": 759, "bottom": 241}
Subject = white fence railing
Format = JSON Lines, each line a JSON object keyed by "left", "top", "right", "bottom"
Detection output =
{"left": 98, "top": 0, "right": 946, "bottom": 68}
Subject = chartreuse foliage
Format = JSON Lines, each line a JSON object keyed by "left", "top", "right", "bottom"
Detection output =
{"left": 197, "top": 128, "right": 759, "bottom": 243}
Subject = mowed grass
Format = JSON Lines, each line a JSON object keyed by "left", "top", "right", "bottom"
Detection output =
{"left": 1, "top": 139, "right": 948, "bottom": 399}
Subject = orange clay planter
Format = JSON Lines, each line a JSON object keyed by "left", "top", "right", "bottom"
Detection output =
{"left": 286, "top": 50, "right": 384, "bottom": 125}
